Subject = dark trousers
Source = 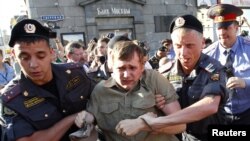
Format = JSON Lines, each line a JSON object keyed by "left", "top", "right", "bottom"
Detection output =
{"left": 226, "top": 108, "right": 250, "bottom": 124}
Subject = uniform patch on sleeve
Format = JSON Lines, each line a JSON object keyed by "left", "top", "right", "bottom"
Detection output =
{"left": 3, "top": 107, "right": 17, "bottom": 116}
{"left": 210, "top": 73, "right": 220, "bottom": 81}
{"left": 2, "top": 84, "right": 21, "bottom": 103}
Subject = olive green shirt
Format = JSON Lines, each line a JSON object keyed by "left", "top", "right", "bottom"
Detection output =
{"left": 87, "top": 70, "right": 179, "bottom": 141}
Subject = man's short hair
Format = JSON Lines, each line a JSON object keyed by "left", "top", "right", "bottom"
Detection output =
{"left": 98, "top": 37, "right": 110, "bottom": 44}
{"left": 107, "top": 35, "right": 131, "bottom": 49}
{"left": 112, "top": 41, "right": 144, "bottom": 64}
{"left": 161, "top": 39, "right": 172, "bottom": 46}
{"left": 65, "top": 41, "right": 84, "bottom": 54}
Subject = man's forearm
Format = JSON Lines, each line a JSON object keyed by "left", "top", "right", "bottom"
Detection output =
{"left": 17, "top": 113, "right": 77, "bottom": 141}
{"left": 140, "top": 117, "right": 185, "bottom": 134}
{"left": 153, "top": 124, "right": 186, "bottom": 134}
{"left": 150, "top": 96, "right": 221, "bottom": 129}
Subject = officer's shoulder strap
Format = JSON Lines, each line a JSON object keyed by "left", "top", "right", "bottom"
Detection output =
{"left": 1, "top": 83, "right": 21, "bottom": 103}
{"left": 59, "top": 62, "right": 83, "bottom": 70}
{"left": 199, "top": 54, "right": 218, "bottom": 74}
{"left": 158, "top": 60, "right": 174, "bottom": 74}
{"left": 203, "top": 41, "right": 218, "bottom": 54}
{"left": 242, "top": 36, "right": 250, "bottom": 45}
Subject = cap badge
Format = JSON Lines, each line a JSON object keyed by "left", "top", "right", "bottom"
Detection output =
{"left": 175, "top": 17, "right": 185, "bottom": 27}
{"left": 24, "top": 23, "right": 36, "bottom": 33}
{"left": 217, "top": 16, "right": 225, "bottom": 22}
{"left": 66, "top": 69, "right": 71, "bottom": 74}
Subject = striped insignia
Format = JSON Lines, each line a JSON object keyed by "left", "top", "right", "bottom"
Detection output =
{"left": 204, "top": 63, "right": 215, "bottom": 73}
{"left": 66, "top": 76, "right": 81, "bottom": 90}
{"left": 24, "top": 97, "right": 45, "bottom": 108}
{"left": 169, "top": 75, "right": 182, "bottom": 82}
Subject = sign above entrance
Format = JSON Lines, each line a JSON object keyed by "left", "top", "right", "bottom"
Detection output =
{"left": 97, "top": 7, "right": 131, "bottom": 16}
{"left": 41, "top": 15, "right": 64, "bottom": 21}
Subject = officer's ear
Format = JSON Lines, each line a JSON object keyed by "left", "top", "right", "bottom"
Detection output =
{"left": 11, "top": 48, "right": 16, "bottom": 58}
{"left": 202, "top": 37, "right": 206, "bottom": 49}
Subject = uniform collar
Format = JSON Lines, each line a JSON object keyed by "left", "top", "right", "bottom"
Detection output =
{"left": 218, "top": 37, "right": 239, "bottom": 55}
{"left": 172, "top": 53, "right": 209, "bottom": 76}
{"left": 19, "top": 72, "right": 55, "bottom": 98}
{"left": 104, "top": 77, "right": 117, "bottom": 88}
{"left": 19, "top": 64, "right": 60, "bottom": 98}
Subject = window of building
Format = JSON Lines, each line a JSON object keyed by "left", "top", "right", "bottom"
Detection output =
{"left": 154, "top": 16, "right": 176, "bottom": 32}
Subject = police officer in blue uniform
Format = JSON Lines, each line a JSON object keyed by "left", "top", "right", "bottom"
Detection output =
{"left": 0, "top": 19, "right": 96, "bottom": 141}
{"left": 205, "top": 4, "right": 250, "bottom": 124}
{"left": 143, "top": 15, "right": 228, "bottom": 141}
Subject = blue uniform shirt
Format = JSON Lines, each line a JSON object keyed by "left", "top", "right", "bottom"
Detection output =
{"left": 204, "top": 36, "right": 250, "bottom": 114}
{"left": 0, "top": 63, "right": 15, "bottom": 86}
{"left": 167, "top": 48, "right": 175, "bottom": 60}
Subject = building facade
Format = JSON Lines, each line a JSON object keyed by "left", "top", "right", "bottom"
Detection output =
{"left": 10, "top": 0, "right": 250, "bottom": 53}
{"left": 25, "top": 0, "right": 198, "bottom": 53}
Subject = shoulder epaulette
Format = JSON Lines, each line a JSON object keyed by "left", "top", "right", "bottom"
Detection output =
{"left": 61, "top": 63, "right": 83, "bottom": 70}
{"left": 202, "top": 42, "right": 218, "bottom": 54}
{"left": 199, "top": 56, "right": 216, "bottom": 73}
{"left": 1, "top": 84, "right": 21, "bottom": 103}
{"left": 242, "top": 37, "right": 250, "bottom": 45}
{"left": 158, "top": 61, "right": 174, "bottom": 74}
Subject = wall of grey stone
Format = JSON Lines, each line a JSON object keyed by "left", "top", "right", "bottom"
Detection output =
{"left": 82, "top": 0, "right": 145, "bottom": 42}
{"left": 143, "top": 0, "right": 198, "bottom": 55}
{"left": 27, "top": 0, "right": 86, "bottom": 41}
{"left": 26, "top": 0, "right": 198, "bottom": 53}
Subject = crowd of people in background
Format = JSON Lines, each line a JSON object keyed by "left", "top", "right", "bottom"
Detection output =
{"left": 1, "top": 33, "right": 185, "bottom": 84}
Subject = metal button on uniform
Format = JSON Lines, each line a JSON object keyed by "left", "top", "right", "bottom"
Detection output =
{"left": 23, "top": 91, "right": 29, "bottom": 97}
{"left": 44, "top": 114, "right": 48, "bottom": 118}
{"left": 66, "top": 69, "right": 71, "bottom": 74}
{"left": 62, "top": 109, "right": 66, "bottom": 113}
{"left": 80, "top": 96, "right": 84, "bottom": 99}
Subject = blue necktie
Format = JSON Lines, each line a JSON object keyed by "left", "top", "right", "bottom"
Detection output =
{"left": 224, "top": 49, "right": 236, "bottom": 100}
{"left": 224, "top": 50, "right": 234, "bottom": 78}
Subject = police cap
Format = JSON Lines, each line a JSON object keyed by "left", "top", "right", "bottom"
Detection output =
{"left": 170, "top": 14, "right": 203, "bottom": 34}
{"left": 9, "top": 19, "right": 56, "bottom": 47}
{"left": 207, "top": 4, "right": 243, "bottom": 28}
